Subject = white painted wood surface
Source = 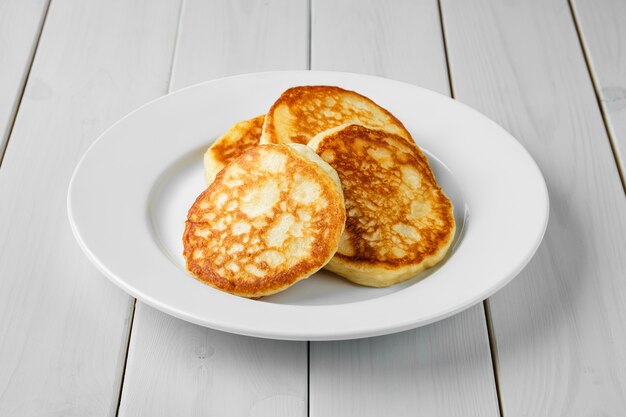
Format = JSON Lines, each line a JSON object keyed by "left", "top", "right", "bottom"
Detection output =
{"left": 441, "top": 0, "right": 626, "bottom": 415}
{"left": 119, "top": 305, "right": 307, "bottom": 417}
{"left": 310, "top": 1, "right": 500, "bottom": 415}
{"left": 170, "top": 0, "right": 309, "bottom": 86}
{"left": 2, "top": 0, "right": 625, "bottom": 414}
{"left": 311, "top": 314, "right": 499, "bottom": 416}
{"left": 0, "top": 0, "right": 48, "bottom": 156}
{"left": 118, "top": 1, "right": 309, "bottom": 415}
{"left": 570, "top": 0, "right": 626, "bottom": 179}
{"left": 312, "top": 0, "right": 450, "bottom": 96}
{"left": 0, "top": 0, "right": 180, "bottom": 415}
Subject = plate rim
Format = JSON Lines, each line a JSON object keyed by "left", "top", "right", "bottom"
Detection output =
{"left": 67, "top": 70, "right": 549, "bottom": 340}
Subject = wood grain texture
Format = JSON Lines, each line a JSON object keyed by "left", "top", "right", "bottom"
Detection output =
{"left": 310, "top": 1, "right": 500, "bottom": 416}
{"left": 312, "top": 0, "right": 450, "bottom": 95}
{"left": 570, "top": 0, "right": 626, "bottom": 179}
{"left": 119, "top": 304, "right": 307, "bottom": 417}
{"left": 441, "top": 0, "right": 626, "bottom": 415}
{"left": 117, "top": 1, "right": 309, "bottom": 415}
{"left": 0, "top": 0, "right": 48, "bottom": 157}
{"left": 311, "top": 311, "right": 500, "bottom": 417}
{"left": 171, "top": 0, "right": 309, "bottom": 88}
{"left": 0, "top": 0, "right": 181, "bottom": 415}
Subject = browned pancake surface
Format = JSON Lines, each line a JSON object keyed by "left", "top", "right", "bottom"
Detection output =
{"left": 310, "top": 124, "right": 455, "bottom": 286}
{"left": 261, "top": 86, "right": 411, "bottom": 145}
{"left": 185, "top": 144, "right": 345, "bottom": 297}
{"left": 204, "top": 115, "right": 264, "bottom": 184}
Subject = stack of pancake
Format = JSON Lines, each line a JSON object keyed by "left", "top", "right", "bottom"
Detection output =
{"left": 183, "top": 86, "right": 455, "bottom": 298}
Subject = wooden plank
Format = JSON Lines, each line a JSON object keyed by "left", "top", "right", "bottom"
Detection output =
{"left": 119, "top": 304, "right": 307, "bottom": 417}
{"left": 309, "top": 1, "right": 500, "bottom": 416}
{"left": 311, "top": 311, "right": 501, "bottom": 417}
{"left": 0, "top": 0, "right": 181, "bottom": 415}
{"left": 311, "top": 0, "right": 450, "bottom": 95}
{"left": 440, "top": 0, "right": 626, "bottom": 415}
{"left": 118, "top": 1, "right": 309, "bottom": 415}
{"left": 570, "top": 0, "right": 626, "bottom": 179}
{"left": 0, "top": 0, "right": 49, "bottom": 158}
{"left": 170, "top": 0, "right": 308, "bottom": 87}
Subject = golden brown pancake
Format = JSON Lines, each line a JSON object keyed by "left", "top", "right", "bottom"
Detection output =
{"left": 203, "top": 115, "right": 264, "bottom": 185}
{"left": 308, "top": 124, "right": 455, "bottom": 287}
{"left": 260, "top": 86, "right": 411, "bottom": 145}
{"left": 184, "top": 143, "right": 346, "bottom": 298}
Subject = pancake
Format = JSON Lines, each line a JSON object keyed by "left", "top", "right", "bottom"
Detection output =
{"left": 203, "top": 115, "right": 264, "bottom": 185}
{"left": 184, "top": 143, "right": 346, "bottom": 298}
{"left": 308, "top": 124, "right": 455, "bottom": 287}
{"left": 260, "top": 86, "right": 411, "bottom": 145}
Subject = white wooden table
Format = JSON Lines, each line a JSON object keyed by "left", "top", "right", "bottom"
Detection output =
{"left": 1, "top": 0, "right": 625, "bottom": 415}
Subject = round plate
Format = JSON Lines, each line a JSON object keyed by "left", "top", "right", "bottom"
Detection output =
{"left": 68, "top": 71, "right": 548, "bottom": 340}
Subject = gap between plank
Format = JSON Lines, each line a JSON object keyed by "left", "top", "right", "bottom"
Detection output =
{"left": 0, "top": 0, "right": 52, "bottom": 168}
{"left": 483, "top": 299, "right": 505, "bottom": 417}
{"left": 437, "top": 0, "right": 455, "bottom": 98}
{"left": 566, "top": 0, "right": 626, "bottom": 192}
{"left": 114, "top": 298, "right": 137, "bottom": 416}
{"left": 438, "top": 1, "right": 504, "bottom": 415}
{"left": 166, "top": 0, "right": 187, "bottom": 94}
{"left": 113, "top": 1, "right": 186, "bottom": 415}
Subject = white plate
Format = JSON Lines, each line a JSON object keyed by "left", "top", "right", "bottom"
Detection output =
{"left": 68, "top": 71, "right": 548, "bottom": 341}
